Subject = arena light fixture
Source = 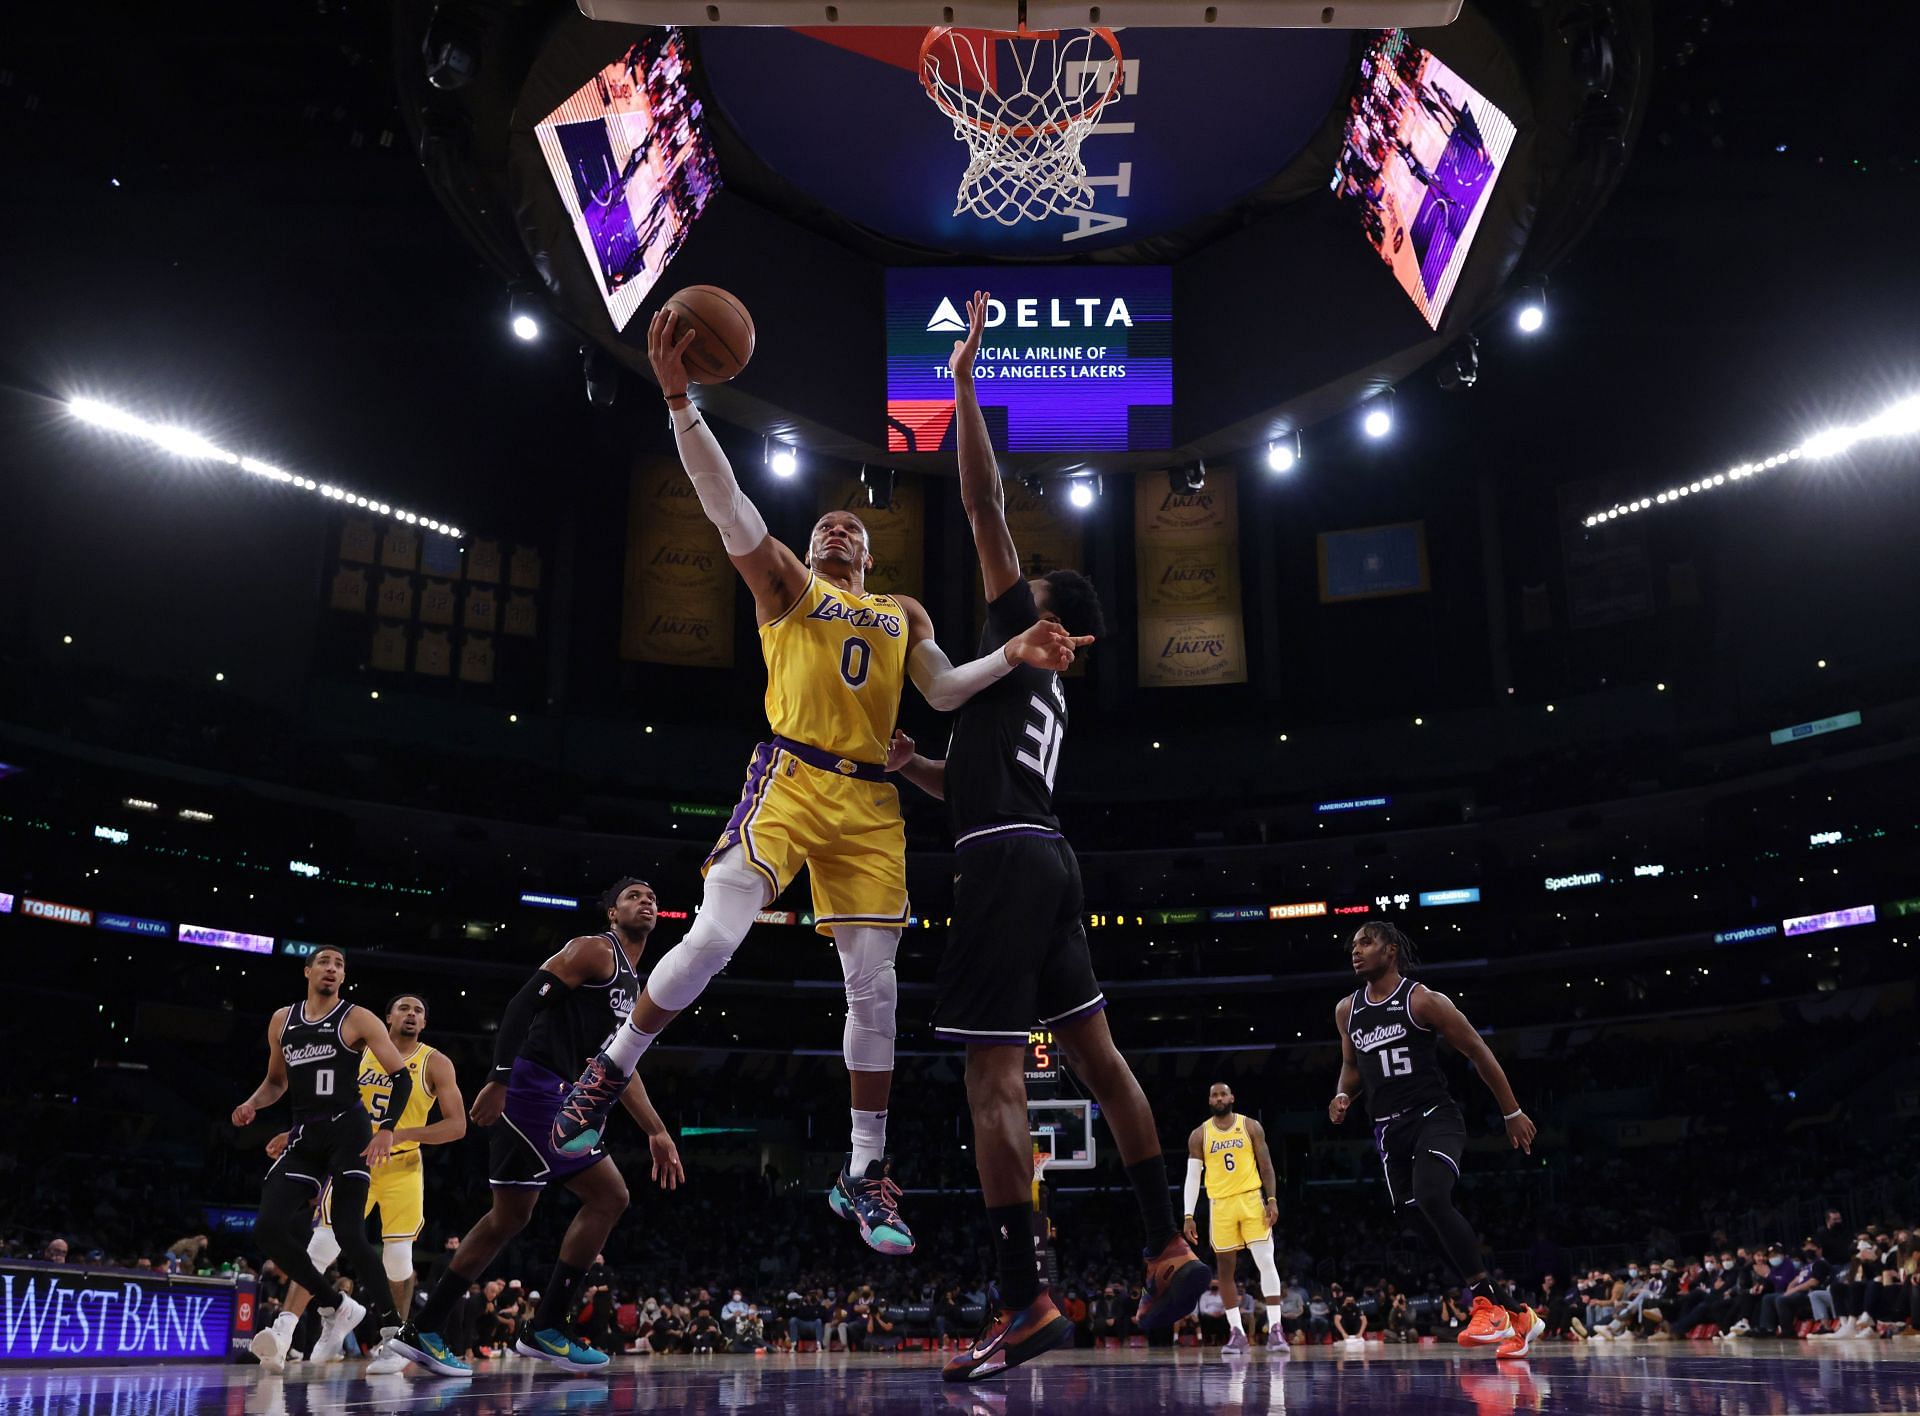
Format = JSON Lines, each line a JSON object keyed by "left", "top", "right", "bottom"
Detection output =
{"left": 1515, "top": 284, "right": 1547, "bottom": 334}
{"left": 766, "top": 440, "right": 799, "bottom": 479}
{"left": 1266, "top": 434, "right": 1299, "bottom": 474}
{"left": 1067, "top": 476, "right": 1100, "bottom": 510}
{"left": 1580, "top": 392, "right": 1920, "bottom": 527}
{"left": 508, "top": 290, "right": 542, "bottom": 342}
{"left": 1362, "top": 392, "right": 1394, "bottom": 440}
{"left": 65, "top": 396, "right": 466, "bottom": 540}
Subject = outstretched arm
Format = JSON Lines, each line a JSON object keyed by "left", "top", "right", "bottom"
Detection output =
{"left": 950, "top": 291, "right": 1022, "bottom": 601}
{"left": 897, "top": 595, "right": 1087, "bottom": 711}
{"left": 651, "top": 310, "right": 809, "bottom": 623}
{"left": 1412, "top": 984, "right": 1536, "bottom": 1154}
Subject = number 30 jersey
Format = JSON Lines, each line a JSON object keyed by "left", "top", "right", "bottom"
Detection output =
{"left": 1347, "top": 976, "right": 1452, "bottom": 1116}
{"left": 946, "top": 579, "right": 1064, "bottom": 844}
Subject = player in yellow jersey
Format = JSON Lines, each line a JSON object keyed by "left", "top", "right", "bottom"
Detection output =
{"left": 555, "top": 308, "right": 1084, "bottom": 1255}
{"left": 1185, "top": 1083, "right": 1287, "bottom": 1355}
{"left": 267, "top": 993, "right": 464, "bottom": 1370}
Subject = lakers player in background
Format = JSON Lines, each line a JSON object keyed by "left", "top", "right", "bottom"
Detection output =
{"left": 267, "top": 993, "right": 464, "bottom": 1372}
{"left": 554, "top": 308, "right": 1082, "bottom": 1256}
{"left": 1186, "top": 1083, "right": 1288, "bottom": 1354}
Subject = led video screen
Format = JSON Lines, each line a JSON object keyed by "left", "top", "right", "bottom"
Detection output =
{"left": 1331, "top": 31, "right": 1517, "bottom": 329}
{"left": 885, "top": 267, "right": 1173, "bottom": 454}
{"left": 534, "top": 31, "right": 720, "bottom": 333}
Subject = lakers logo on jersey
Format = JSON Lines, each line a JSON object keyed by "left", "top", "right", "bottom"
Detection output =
{"left": 358, "top": 1044, "right": 437, "bottom": 1154}
{"left": 761, "top": 575, "right": 910, "bottom": 765}
{"left": 1202, "top": 1114, "right": 1262, "bottom": 1200}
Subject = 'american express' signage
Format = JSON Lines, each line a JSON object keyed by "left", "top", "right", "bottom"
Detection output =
{"left": 519, "top": 892, "right": 580, "bottom": 911}
{"left": 1315, "top": 796, "right": 1391, "bottom": 814}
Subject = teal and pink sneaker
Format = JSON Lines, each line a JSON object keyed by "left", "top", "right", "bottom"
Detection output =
{"left": 828, "top": 1155, "right": 916, "bottom": 1255}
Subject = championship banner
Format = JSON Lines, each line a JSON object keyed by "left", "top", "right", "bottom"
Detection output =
{"left": 1136, "top": 471, "right": 1247, "bottom": 686}
{"left": 818, "top": 472, "right": 925, "bottom": 599}
{"left": 621, "top": 457, "right": 737, "bottom": 668}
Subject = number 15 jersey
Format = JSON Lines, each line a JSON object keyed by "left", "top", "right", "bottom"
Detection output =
{"left": 1347, "top": 975, "right": 1451, "bottom": 1116}
{"left": 946, "top": 579, "right": 1063, "bottom": 844}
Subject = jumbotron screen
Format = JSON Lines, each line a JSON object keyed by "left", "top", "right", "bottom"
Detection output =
{"left": 885, "top": 267, "right": 1173, "bottom": 454}
{"left": 1331, "top": 30, "right": 1517, "bottom": 329}
{"left": 533, "top": 31, "right": 720, "bottom": 333}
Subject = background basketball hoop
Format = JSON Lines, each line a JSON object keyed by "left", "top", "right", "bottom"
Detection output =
{"left": 919, "top": 24, "right": 1126, "bottom": 227}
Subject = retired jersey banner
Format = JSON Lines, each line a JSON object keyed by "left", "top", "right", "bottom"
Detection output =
{"left": 621, "top": 457, "right": 737, "bottom": 668}
{"left": 818, "top": 472, "right": 924, "bottom": 600}
{"left": 1136, "top": 471, "right": 1247, "bottom": 686}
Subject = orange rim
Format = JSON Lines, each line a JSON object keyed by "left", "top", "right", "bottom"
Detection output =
{"left": 918, "top": 24, "right": 1125, "bottom": 141}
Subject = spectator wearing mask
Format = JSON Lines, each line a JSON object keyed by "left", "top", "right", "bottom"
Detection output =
{"left": 1196, "top": 1281, "right": 1229, "bottom": 1346}
{"left": 1816, "top": 1211, "right": 1850, "bottom": 1268}
{"left": 787, "top": 1289, "right": 823, "bottom": 1350}
{"left": 689, "top": 1307, "right": 723, "bottom": 1354}
{"left": 721, "top": 1290, "right": 748, "bottom": 1325}
{"left": 1280, "top": 1277, "right": 1307, "bottom": 1342}
{"left": 1820, "top": 1237, "right": 1883, "bottom": 1339}
{"left": 729, "top": 1304, "right": 767, "bottom": 1354}
{"left": 1437, "top": 1290, "right": 1468, "bottom": 1341}
{"left": 1384, "top": 1292, "right": 1418, "bottom": 1343}
{"left": 1752, "top": 1241, "right": 1829, "bottom": 1338}
{"left": 1333, "top": 1288, "right": 1366, "bottom": 1346}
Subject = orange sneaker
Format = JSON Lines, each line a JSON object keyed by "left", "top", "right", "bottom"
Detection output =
{"left": 1496, "top": 1306, "right": 1545, "bottom": 1358}
{"left": 1459, "top": 1295, "right": 1516, "bottom": 1347}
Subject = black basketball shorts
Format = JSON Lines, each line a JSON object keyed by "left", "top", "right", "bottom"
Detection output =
{"left": 1371, "top": 1101, "right": 1468, "bottom": 1210}
{"left": 933, "top": 831, "right": 1105, "bottom": 1045}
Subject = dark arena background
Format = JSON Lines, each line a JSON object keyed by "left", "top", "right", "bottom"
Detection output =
{"left": 3, "top": 0, "right": 1920, "bottom": 1411}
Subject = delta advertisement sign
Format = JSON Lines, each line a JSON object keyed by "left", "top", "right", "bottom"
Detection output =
{"left": 0, "top": 1263, "right": 244, "bottom": 1364}
{"left": 885, "top": 266, "right": 1172, "bottom": 454}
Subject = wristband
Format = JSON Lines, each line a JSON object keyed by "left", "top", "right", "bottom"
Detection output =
{"left": 664, "top": 390, "right": 689, "bottom": 401}
{"left": 1503, "top": 1107, "right": 1524, "bottom": 1121}
{"left": 378, "top": 1118, "right": 399, "bottom": 1133}
{"left": 1334, "top": 1092, "right": 1349, "bottom": 1103}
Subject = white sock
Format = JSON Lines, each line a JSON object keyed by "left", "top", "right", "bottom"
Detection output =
{"left": 1266, "top": 1302, "right": 1283, "bottom": 1329}
{"left": 849, "top": 1108, "right": 887, "bottom": 1174}
{"left": 1226, "top": 1307, "right": 1245, "bottom": 1334}
{"left": 274, "top": 1312, "right": 298, "bottom": 1338}
{"left": 604, "top": 1020, "right": 660, "bottom": 1073}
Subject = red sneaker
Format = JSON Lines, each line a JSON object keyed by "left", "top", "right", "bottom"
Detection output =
{"left": 1459, "top": 1296, "right": 1516, "bottom": 1347}
{"left": 1496, "top": 1306, "right": 1545, "bottom": 1359}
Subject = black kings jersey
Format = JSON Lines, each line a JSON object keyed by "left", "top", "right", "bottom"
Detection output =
{"left": 1347, "top": 975, "right": 1451, "bottom": 1116}
{"left": 521, "top": 931, "right": 641, "bottom": 1076}
{"left": 280, "top": 998, "right": 362, "bottom": 1117}
{"left": 946, "top": 579, "right": 1065, "bottom": 843}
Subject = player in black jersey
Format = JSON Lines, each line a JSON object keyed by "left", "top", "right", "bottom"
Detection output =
{"left": 889, "top": 291, "right": 1212, "bottom": 1382}
{"left": 231, "top": 945, "right": 417, "bottom": 1373}
{"left": 391, "top": 878, "right": 683, "bottom": 1377}
{"left": 1328, "top": 922, "right": 1543, "bottom": 1358}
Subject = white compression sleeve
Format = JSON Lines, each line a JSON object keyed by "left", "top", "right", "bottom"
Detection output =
{"left": 1249, "top": 1236, "right": 1283, "bottom": 1298}
{"left": 671, "top": 403, "right": 769, "bottom": 556}
{"left": 1184, "top": 1158, "right": 1204, "bottom": 1218}
{"left": 908, "top": 638, "right": 1016, "bottom": 712}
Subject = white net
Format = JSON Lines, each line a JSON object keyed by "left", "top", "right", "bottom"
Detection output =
{"left": 919, "top": 26, "right": 1125, "bottom": 227}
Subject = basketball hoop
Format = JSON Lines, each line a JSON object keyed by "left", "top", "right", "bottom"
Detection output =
{"left": 919, "top": 24, "right": 1125, "bottom": 226}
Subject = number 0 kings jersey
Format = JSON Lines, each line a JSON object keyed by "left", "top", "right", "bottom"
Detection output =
{"left": 519, "top": 931, "right": 641, "bottom": 1077}
{"left": 1347, "top": 975, "right": 1450, "bottom": 1115}
{"left": 946, "top": 580, "right": 1063, "bottom": 842}
{"left": 279, "top": 998, "right": 362, "bottom": 1116}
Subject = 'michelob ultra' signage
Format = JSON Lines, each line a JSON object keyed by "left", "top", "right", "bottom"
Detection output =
{"left": 0, "top": 1263, "right": 238, "bottom": 1363}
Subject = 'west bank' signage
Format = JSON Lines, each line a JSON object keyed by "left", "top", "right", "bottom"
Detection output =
{"left": 0, "top": 1262, "right": 242, "bottom": 1363}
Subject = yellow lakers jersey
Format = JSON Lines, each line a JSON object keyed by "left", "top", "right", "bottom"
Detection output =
{"left": 359, "top": 1043, "right": 436, "bottom": 1155}
{"left": 1202, "top": 1114, "right": 1261, "bottom": 1199}
{"left": 760, "top": 573, "right": 908, "bottom": 764}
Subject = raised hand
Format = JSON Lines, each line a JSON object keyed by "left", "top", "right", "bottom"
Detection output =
{"left": 949, "top": 289, "right": 989, "bottom": 379}
{"left": 648, "top": 308, "right": 700, "bottom": 395}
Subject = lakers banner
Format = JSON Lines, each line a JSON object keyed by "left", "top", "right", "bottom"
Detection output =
{"left": 817, "top": 473, "right": 925, "bottom": 599}
{"left": 620, "top": 458, "right": 737, "bottom": 668}
{"left": 1136, "top": 472, "right": 1247, "bottom": 686}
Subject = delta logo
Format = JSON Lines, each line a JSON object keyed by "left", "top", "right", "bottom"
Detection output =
{"left": 926, "top": 295, "right": 1135, "bottom": 333}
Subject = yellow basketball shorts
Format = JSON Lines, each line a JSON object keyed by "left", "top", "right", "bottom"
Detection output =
{"left": 706, "top": 738, "right": 909, "bottom": 937}
{"left": 320, "top": 1147, "right": 425, "bottom": 1241}
{"left": 1209, "top": 1189, "right": 1271, "bottom": 1254}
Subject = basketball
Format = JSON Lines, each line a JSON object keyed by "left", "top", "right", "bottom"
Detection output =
{"left": 664, "top": 285, "right": 755, "bottom": 385}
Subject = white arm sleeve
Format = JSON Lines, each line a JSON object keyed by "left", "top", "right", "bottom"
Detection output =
{"left": 671, "top": 402, "right": 769, "bottom": 556}
{"left": 908, "top": 637, "right": 1016, "bottom": 712}
{"left": 1184, "top": 1158, "right": 1204, "bottom": 1217}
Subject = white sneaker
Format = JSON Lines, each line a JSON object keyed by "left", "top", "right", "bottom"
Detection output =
{"left": 366, "top": 1345, "right": 410, "bottom": 1375}
{"left": 309, "top": 1294, "right": 367, "bottom": 1363}
{"left": 1727, "top": 1319, "right": 1750, "bottom": 1336}
{"left": 251, "top": 1319, "right": 294, "bottom": 1374}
